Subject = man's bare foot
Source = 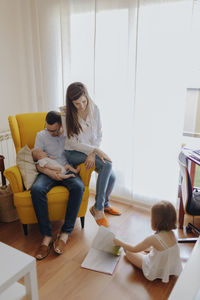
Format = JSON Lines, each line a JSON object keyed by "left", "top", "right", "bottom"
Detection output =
{"left": 60, "top": 232, "right": 68, "bottom": 244}
{"left": 42, "top": 236, "right": 52, "bottom": 246}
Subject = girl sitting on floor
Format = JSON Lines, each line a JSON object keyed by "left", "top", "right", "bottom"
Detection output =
{"left": 114, "top": 201, "right": 182, "bottom": 283}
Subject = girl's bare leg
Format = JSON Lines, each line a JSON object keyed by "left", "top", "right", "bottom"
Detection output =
{"left": 125, "top": 251, "right": 144, "bottom": 269}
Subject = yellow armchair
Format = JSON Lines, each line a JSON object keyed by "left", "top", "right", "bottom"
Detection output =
{"left": 4, "top": 113, "right": 94, "bottom": 235}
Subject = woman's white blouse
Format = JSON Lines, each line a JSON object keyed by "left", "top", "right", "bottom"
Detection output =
{"left": 60, "top": 102, "right": 102, "bottom": 155}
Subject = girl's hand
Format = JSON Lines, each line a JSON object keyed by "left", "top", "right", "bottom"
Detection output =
{"left": 113, "top": 238, "right": 123, "bottom": 246}
{"left": 94, "top": 149, "right": 112, "bottom": 163}
{"left": 84, "top": 152, "right": 95, "bottom": 170}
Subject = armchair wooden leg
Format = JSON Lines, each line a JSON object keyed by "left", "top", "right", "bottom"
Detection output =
{"left": 80, "top": 217, "right": 85, "bottom": 228}
{"left": 22, "top": 224, "right": 28, "bottom": 236}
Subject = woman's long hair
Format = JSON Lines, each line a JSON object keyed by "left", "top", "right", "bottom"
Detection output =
{"left": 66, "top": 82, "right": 91, "bottom": 138}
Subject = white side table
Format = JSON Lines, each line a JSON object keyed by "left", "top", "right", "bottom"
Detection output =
{"left": 0, "top": 242, "right": 38, "bottom": 300}
{"left": 169, "top": 237, "right": 200, "bottom": 300}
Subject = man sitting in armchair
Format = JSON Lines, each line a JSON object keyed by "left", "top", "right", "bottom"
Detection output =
{"left": 31, "top": 111, "right": 85, "bottom": 260}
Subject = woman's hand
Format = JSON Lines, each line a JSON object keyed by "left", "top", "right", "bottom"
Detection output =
{"left": 94, "top": 149, "right": 112, "bottom": 163}
{"left": 84, "top": 152, "right": 95, "bottom": 170}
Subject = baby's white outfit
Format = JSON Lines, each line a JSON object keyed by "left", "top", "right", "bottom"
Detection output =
{"left": 38, "top": 157, "right": 66, "bottom": 174}
{"left": 142, "top": 233, "right": 182, "bottom": 283}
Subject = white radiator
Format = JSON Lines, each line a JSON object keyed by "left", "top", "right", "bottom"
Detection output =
{"left": 0, "top": 131, "right": 16, "bottom": 185}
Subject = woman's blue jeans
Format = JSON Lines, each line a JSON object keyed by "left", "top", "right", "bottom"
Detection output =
{"left": 65, "top": 150, "right": 116, "bottom": 211}
{"left": 31, "top": 173, "right": 85, "bottom": 237}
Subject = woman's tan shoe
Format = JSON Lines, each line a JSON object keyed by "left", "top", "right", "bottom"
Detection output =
{"left": 104, "top": 206, "right": 121, "bottom": 215}
{"left": 89, "top": 206, "right": 109, "bottom": 227}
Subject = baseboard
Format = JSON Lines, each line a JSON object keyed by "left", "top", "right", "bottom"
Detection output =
{"left": 89, "top": 189, "right": 180, "bottom": 215}
{"left": 89, "top": 189, "right": 152, "bottom": 212}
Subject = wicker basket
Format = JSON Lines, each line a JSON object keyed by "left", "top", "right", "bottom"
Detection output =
{"left": 0, "top": 185, "right": 18, "bottom": 222}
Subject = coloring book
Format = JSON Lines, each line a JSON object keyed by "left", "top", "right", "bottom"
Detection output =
{"left": 81, "top": 226, "right": 122, "bottom": 275}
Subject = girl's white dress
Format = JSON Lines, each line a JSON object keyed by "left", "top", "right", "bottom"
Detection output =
{"left": 142, "top": 233, "right": 182, "bottom": 283}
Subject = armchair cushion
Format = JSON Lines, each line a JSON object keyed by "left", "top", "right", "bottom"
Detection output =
{"left": 16, "top": 145, "right": 38, "bottom": 190}
{"left": 13, "top": 185, "right": 90, "bottom": 224}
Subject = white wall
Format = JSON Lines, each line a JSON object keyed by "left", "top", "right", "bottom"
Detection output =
{"left": 0, "top": 0, "right": 63, "bottom": 132}
{"left": 0, "top": 0, "right": 37, "bottom": 131}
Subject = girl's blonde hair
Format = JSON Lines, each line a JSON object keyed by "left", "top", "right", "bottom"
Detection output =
{"left": 151, "top": 201, "right": 177, "bottom": 231}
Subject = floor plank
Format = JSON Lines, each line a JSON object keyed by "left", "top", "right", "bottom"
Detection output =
{"left": 0, "top": 197, "right": 195, "bottom": 300}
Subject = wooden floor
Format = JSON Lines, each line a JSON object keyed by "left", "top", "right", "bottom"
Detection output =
{"left": 0, "top": 197, "right": 196, "bottom": 300}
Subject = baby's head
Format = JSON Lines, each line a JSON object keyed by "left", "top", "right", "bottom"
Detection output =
{"left": 151, "top": 201, "right": 177, "bottom": 232}
{"left": 32, "top": 148, "right": 47, "bottom": 161}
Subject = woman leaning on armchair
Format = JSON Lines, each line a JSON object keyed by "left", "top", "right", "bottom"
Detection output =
{"left": 60, "top": 82, "right": 121, "bottom": 227}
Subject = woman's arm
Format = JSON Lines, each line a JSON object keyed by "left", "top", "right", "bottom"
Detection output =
{"left": 84, "top": 149, "right": 112, "bottom": 169}
{"left": 114, "top": 235, "right": 154, "bottom": 253}
{"left": 66, "top": 136, "right": 96, "bottom": 155}
{"left": 84, "top": 152, "right": 96, "bottom": 170}
{"left": 93, "top": 148, "right": 112, "bottom": 163}
{"left": 61, "top": 105, "right": 101, "bottom": 155}
{"left": 61, "top": 105, "right": 111, "bottom": 163}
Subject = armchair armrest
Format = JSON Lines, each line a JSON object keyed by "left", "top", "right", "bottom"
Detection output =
{"left": 4, "top": 164, "right": 94, "bottom": 192}
{"left": 4, "top": 165, "right": 24, "bottom": 193}
{"left": 79, "top": 163, "right": 94, "bottom": 186}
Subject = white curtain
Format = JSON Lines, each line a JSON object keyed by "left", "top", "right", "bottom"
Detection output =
{"left": 0, "top": 0, "right": 38, "bottom": 131}
{"left": 1, "top": 0, "right": 193, "bottom": 206}
{"left": 0, "top": 0, "right": 64, "bottom": 131}
{"left": 58, "top": 0, "right": 192, "bottom": 205}
{"left": 132, "top": 0, "right": 192, "bottom": 205}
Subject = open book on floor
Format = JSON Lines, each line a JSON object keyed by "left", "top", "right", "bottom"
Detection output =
{"left": 81, "top": 226, "right": 122, "bottom": 275}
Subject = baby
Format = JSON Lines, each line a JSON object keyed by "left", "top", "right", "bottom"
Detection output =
{"left": 32, "top": 148, "right": 80, "bottom": 180}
